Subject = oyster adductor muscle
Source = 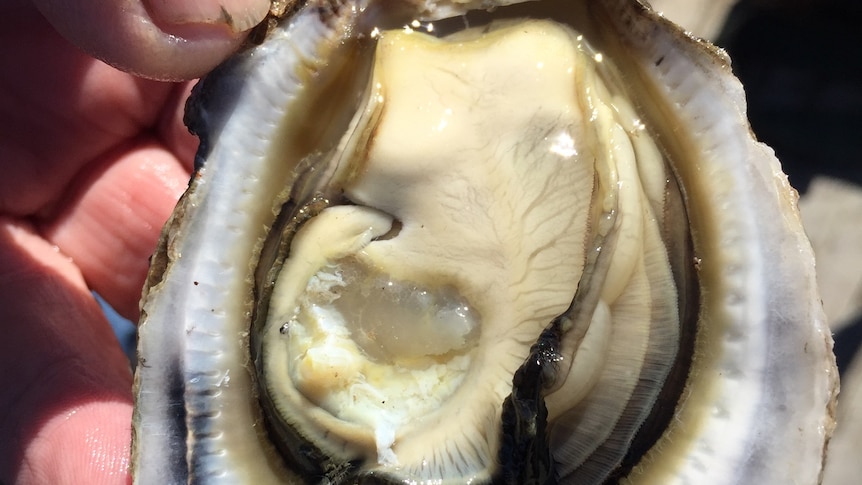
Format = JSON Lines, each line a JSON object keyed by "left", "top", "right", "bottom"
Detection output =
{"left": 132, "top": 0, "right": 837, "bottom": 483}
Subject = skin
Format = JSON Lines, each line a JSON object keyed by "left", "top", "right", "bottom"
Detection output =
{"left": 0, "top": 0, "right": 269, "bottom": 482}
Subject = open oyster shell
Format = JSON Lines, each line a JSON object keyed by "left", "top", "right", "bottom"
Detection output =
{"left": 132, "top": 0, "right": 838, "bottom": 483}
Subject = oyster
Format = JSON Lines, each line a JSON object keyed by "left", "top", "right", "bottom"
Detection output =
{"left": 132, "top": 0, "right": 838, "bottom": 483}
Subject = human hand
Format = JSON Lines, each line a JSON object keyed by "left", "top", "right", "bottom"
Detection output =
{"left": 0, "top": 0, "right": 269, "bottom": 483}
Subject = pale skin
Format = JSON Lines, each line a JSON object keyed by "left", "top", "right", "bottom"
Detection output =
{"left": 0, "top": 0, "right": 271, "bottom": 482}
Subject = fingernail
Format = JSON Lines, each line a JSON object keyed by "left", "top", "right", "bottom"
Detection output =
{"left": 145, "top": 0, "right": 271, "bottom": 34}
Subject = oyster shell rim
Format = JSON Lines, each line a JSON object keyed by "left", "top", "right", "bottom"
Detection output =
{"left": 131, "top": 0, "right": 839, "bottom": 483}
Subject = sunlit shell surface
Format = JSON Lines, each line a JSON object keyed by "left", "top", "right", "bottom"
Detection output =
{"left": 132, "top": 0, "right": 838, "bottom": 483}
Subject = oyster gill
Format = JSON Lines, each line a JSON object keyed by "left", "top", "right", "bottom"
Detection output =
{"left": 132, "top": 0, "right": 838, "bottom": 483}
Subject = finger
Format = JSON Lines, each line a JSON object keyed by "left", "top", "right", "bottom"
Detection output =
{"left": 31, "top": 0, "right": 271, "bottom": 80}
{"left": 38, "top": 139, "right": 190, "bottom": 321}
{"left": 0, "top": 219, "right": 132, "bottom": 485}
{"left": 0, "top": 3, "right": 177, "bottom": 217}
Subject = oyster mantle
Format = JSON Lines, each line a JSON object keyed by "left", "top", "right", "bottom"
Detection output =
{"left": 132, "top": 0, "right": 838, "bottom": 483}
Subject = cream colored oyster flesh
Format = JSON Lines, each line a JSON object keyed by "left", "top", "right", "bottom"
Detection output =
{"left": 132, "top": 0, "right": 837, "bottom": 483}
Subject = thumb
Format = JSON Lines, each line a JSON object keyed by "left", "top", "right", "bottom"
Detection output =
{"left": 31, "top": 0, "right": 272, "bottom": 81}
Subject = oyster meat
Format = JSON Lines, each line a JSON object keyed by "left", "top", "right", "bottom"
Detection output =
{"left": 132, "top": 0, "right": 837, "bottom": 483}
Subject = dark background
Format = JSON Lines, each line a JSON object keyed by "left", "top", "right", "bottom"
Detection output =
{"left": 717, "top": 0, "right": 862, "bottom": 193}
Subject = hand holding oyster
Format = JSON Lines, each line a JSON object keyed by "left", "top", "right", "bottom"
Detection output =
{"left": 132, "top": 0, "right": 838, "bottom": 483}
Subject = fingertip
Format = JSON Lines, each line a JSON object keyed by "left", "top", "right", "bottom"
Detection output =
{"left": 32, "top": 0, "right": 271, "bottom": 80}
{"left": 17, "top": 401, "right": 133, "bottom": 485}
